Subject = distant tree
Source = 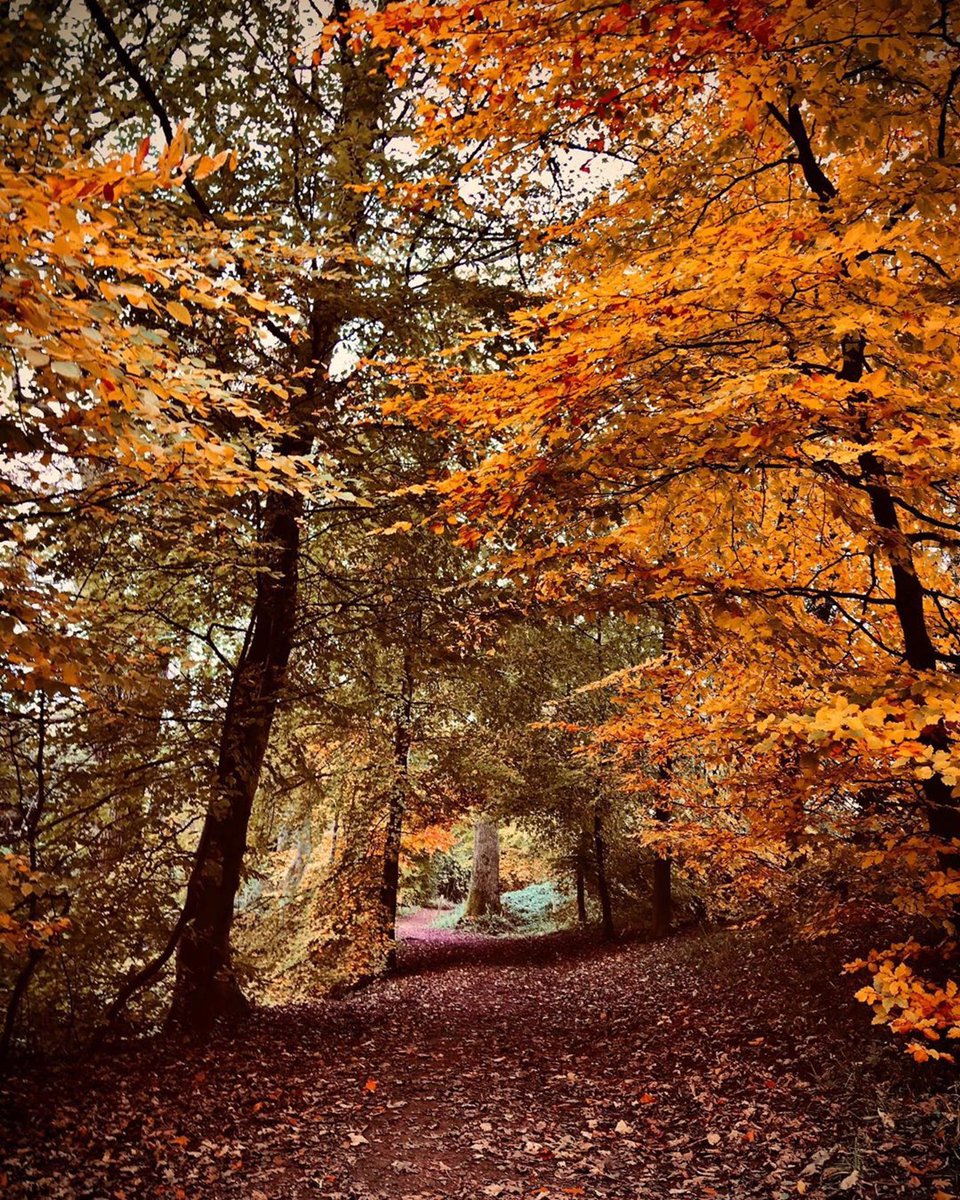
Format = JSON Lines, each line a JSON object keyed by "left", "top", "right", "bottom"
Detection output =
{"left": 464, "top": 820, "right": 501, "bottom": 919}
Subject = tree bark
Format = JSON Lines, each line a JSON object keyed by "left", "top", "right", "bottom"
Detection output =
{"left": 0, "top": 949, "right": 43, "bottom": 1068}
{"left": 841, "top": 333, "right": 960, "bottom": 872}
{"left": 594, "top": 806, "right": 615, "bottom": 940}
{"left": 84, "top": 0, "right": 390, "bottom": 1037}
{"left": 651, "top": 607, "right": 674, "bottom": 938}
{"left": 167, "top": 487, "right": 302, "bottom": 1034}
{"left": 166, "top": 28, "right": 387, "bottom": 1033}
{"left": 651, "top": 824, "right": 672, "bottom": 938}
{"left": 774, "top": 100, "right": 960, "bottom": 878}
{"left": 381, "top": 649, "right": 414, "bottom": 970}
{"left": 465, "top": 820, "right": 502, "bottom": 918}
{"left": 2, "top": 694, "right": 50, "bottom": 1064}
{"left": 575, "top": 846, "right": 587, "bottom": 925}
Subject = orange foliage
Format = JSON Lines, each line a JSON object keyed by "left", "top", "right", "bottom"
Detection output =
{"left": 337, "top": 0, "right": 960, "bottom": 1054}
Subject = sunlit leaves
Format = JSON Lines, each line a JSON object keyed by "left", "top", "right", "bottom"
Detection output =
{"left": 361, "top": 0, "right": 960, "bottom": 1056}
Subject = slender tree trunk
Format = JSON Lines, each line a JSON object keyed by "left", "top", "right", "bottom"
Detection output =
{"left": 0, "top": 950, "right": 43, "bottom": 1069}
{"left": 588, "top": 623, "right": 615, "bottom": 940}
{"left": 167, "top": 488, "right": 302, "bottom": 1034}
{"left": 594, "top": 806, "right": 615, "bottom": 940}
{"left": 2, "top": 694, "right": 51, "bottom": 1064}
{"left": 575, "top": 847, "right": 587, "bottom": 925}
{"left": 842, "top": 333, "right": 960, "bottom": 874}
{"left": 465, "top": 820, "right": 502, "bottom": 918}
{"left": 283, "top": 819, "right": 312, "bottom": 901}
{"left": 773, "top": 103, "right": 960, "bottom": 877}
{"left": 381, "top": 649, "right": 414, "bottom": 970}
{"left": 651, "top": 607, "right": 674, "bottom": 938}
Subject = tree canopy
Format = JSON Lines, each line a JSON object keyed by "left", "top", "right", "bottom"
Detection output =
{"left": 2, "top": 0, "right": 959, "bottom": 1078}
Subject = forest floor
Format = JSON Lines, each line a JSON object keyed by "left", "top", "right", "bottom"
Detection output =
{"left": 1, "top": 912, "right": 958, "bottom": 1200}
{"left": 394, "top": 906, "right": 483, "bottom": 945}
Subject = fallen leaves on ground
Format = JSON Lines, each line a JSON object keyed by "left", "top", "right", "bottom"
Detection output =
{"left": 1, "top": 924, "right": 957, "bottom": 1199}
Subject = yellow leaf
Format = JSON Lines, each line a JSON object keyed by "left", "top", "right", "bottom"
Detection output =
{"left": 193, "top": 150, "right": 230, "bottom": 181}
{"left": 166, "top": 300, "right": 193, "bottom": 326}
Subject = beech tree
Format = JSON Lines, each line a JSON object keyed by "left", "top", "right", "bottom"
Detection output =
{"left": 359, "top": 0, "right": 960, "bottom": 1056}
{"left": 10, "top": 0, "right": 960, "bottom": 1079}
{"left": 12, "top": 0, "right": 533, "bottom": 1034}
{"left": 0, "top": 108, "right": 320, "bottom": 1052}
{"left": 464, "top": 819, "right": 501, "bottom": 919}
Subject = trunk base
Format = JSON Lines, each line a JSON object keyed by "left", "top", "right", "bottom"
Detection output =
{"left": 165, "top": 967, "right": 251, "bottom": 1039}
{"left": 652, "top": 854, "right": 672, "bottom": 939}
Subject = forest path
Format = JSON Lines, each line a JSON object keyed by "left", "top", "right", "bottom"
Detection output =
{"left": 394, "top": 906, "right": 481, "bottom": 945}
{"left": 0, "top": 928, "right": 945, "bottom": 1199}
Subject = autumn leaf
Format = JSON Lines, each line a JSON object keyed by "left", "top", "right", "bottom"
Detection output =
{"left": 165, "top": 300, "right": 193, "bottom": 326}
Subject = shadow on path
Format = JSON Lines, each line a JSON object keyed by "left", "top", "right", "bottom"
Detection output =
{"left": 1, "top": 916, "right": 934, "bottom": 1200}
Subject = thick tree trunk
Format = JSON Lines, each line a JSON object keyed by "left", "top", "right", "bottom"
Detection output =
{"left": 594, "top": 806, "right": 615, "bottom": 941}
{"left": 465, "top": 820, "right": 501, "bottom": 918}
{"left": 167, "top": 489, "right": 302, "bottom": 1035}
{"left": 81, "top": 0, "right": 391, "bottom": 1036}
{"left": 381, "top": 650, "right": 414, "bottom": 970}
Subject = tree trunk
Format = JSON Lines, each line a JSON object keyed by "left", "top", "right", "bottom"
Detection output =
{"left": 774, "top": 104, "right": 960, "bottom": 878}
{"left": 651, "top": 821, "right": 672, "bottom": 939}
{"left": 841, "top": 333, "right": 960, "bottom": 874}
{"left": 465, "top": 820, "right": 501, "bottom": 918}
{"left": 593, "top": 806, "right": 615, "bottom": 940}
{"left": 167, "top": 488, "right": 302, "bottom": 1035}
{"left": 651, "top": 606, "right": 674, "bottom": 939}
{"left": 2, "top": 694, "right": 51, "bottom": 1064}
{"left": 381, "top": 649, "right": 414, "bottom": 970}
{"left": 575, "top": 847, "right": 587, "bottom": 925}
{"left": 166, "top": 33, "right": 380, "bottom": 1023}
{"left": 80, "top": 1, "right": 394, "bottom": 1036}
{"left": 0, "top": 950, "right": 43, "bottom": 1068}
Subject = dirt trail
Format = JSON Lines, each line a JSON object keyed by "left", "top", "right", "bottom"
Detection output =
{"left": 394, "top": 906, "right": 481, "bottom": 945}
{"left": 0, "top": 927, "right": 952, "bottom": 1199}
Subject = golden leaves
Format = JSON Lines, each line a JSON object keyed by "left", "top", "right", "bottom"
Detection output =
{"left": 0, "top": 117, "right": 334, "bottom": 725}
{"left": 340, "top": 0, "right": 960, "bottom": 1067}
{"left": 165, "top": 300, "right": 193, "bottom": 325}
{"left": 192, "top": 148, "right": 232, "bottom": 181}
{"left": 848, "top": 945, "right": 960, "bottom": 1056}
